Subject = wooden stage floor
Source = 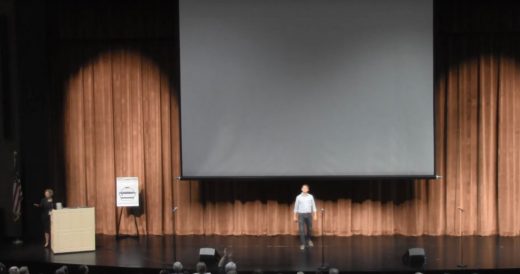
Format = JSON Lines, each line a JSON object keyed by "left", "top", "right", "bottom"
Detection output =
{"left": 1, "top": 235, "right": 520, "bottom": 273}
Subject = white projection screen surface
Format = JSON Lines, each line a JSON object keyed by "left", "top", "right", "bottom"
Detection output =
{"left": 179, "top": 0, "right": 434, "bottom": 178}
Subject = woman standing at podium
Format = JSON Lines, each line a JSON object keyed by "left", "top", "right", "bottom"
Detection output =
{"left": 33, "top": 189, "right": 54, "bottom": 247}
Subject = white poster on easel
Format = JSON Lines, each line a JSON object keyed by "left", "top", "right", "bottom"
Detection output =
{"left": 116, "top": 177, "right": 139, "bottom": 207}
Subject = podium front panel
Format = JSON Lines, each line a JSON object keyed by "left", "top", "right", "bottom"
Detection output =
{"left": 51, "top": 207, "right": 95, "bottom": 254}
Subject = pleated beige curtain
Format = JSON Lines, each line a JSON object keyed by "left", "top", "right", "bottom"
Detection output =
{"left": 61, "top": 47, "right": 179, "bottom": 235}
{"left": 60, "top": 36, "right": 520, "bottom": 236}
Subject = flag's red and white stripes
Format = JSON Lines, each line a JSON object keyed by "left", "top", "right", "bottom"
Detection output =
{"left": 12, "top": 178, "right": 23, "bottom": 222}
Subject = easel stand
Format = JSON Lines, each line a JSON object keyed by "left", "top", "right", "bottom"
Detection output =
{"left": 115, "top": 177, "right": 141, "bottom": 239}
{"left": 116, "top": 207, "right": 140, "bottom": 239}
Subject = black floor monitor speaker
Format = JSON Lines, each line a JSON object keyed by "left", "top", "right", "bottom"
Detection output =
{"left": 403, "top": 247, "right": 426, "bottom": 267}
{"left": 199, "top": 247, "right": 221, "bottom": 270}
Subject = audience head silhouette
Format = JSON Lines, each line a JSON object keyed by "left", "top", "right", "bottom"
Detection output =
{"left": 8, "top": 267, "right": 19, "bottom": 274}
{"left": 196, "top": 262, "right": 207, "bottom": 274}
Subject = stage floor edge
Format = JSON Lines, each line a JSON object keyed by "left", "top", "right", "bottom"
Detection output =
{"left": 1, "top": 235, "right": 520, "bottom": 273}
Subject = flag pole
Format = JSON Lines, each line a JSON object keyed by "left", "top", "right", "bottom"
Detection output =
{"left": 12, "top": 150, "right": 23, "bottom": 245}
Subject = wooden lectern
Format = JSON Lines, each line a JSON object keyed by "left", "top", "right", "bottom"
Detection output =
{"left": 51, "top": 207, "right": 95, "bottom": 254}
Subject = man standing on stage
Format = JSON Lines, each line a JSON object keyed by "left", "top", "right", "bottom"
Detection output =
{"left": 293, "top": 184, "right": 317, "bottom": 250}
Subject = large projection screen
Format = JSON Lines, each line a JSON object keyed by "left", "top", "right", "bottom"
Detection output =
{"left": 179, "top": 0, "right": 434, "bottom": 178}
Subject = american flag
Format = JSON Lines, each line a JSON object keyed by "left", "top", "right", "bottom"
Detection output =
{"left": 12, "top": 177, "right": 23, "bottom": 222}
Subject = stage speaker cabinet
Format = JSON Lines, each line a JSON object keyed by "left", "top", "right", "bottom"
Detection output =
{"left": 199, "top": 247, "right": 221, "bottom": 270}
{"left": 403, "top": 247, "right": 426, "bottom": 267}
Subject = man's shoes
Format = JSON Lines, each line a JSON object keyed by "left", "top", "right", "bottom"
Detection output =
{"left": 308, "top": 240, "right": 314, "bottom": 247}
{"left": 300, "top": 245, "right": 305, "bottom": 250}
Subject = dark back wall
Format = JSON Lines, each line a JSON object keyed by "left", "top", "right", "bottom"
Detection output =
{"left": 0, "top": 0, "right": 20, "bottom": 240}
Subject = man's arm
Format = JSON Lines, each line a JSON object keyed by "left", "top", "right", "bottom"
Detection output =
{"left": 218, "top": 248, "right": 227, "bottom": 268}
{"left": 218, "top": 248, "right": 232, "bottom": 274}
{"left": 293, "top": 196, "right": 299, "bottom": 221}
{"left": 312, "top": 196, "right": 317, "bottom": 221}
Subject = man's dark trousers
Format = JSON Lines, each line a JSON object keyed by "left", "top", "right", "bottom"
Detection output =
{"left": 298, "top": 213, "right": 312, "bottom": 245}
